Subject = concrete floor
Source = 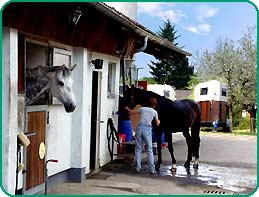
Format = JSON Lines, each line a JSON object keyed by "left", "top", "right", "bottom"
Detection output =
{"left": 48, "top": 162, "right": 219, "bottom": 195}
{"left": 48, "top": 133, "right": 257, "bottom": 195}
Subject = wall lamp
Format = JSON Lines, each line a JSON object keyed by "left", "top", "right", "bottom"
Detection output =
{"left": 91, "top": 59, "right": 103, "bottom": 70}
{"left": 69, "top": 6, "right": 82, "bottom": 25}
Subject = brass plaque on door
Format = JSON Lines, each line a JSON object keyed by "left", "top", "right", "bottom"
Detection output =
{"left": 39, "top": 142, "right": 46, "bottom": 160}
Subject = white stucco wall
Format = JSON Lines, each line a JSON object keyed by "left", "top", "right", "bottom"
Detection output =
{"left": 37, "top": 48, "right": 120, "bottom": 176}
{"left": 70, "top": 48, "right": 92, "bottom": 172}
{"left": 46, "top": 106, "right": 72, "bottom": 176}
{"left": 92, "top": 53, "right": 120, "bottom": 167}
{"left": 2, "top": 27, "right": 18, "bottom": 195}
{"left": 194, "top": 80, "right": 228, "bottom": 102}
{"left": 47, "top": 47, "right": 93, "bottom": 176}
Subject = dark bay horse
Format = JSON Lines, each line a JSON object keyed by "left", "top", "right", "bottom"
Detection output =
{"left": 124, "top": 86, "right": 201, "bottom": 171}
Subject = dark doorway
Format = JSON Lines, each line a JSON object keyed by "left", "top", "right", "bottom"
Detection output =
{"left": 90, "top": 71, "right": 99, "bottom": 170}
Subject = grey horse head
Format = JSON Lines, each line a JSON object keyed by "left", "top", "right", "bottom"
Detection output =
{"left": 48, "top": 64, "right": 77, "bottom": 112}
{"left": 26, "top": 64, "right": 77, "bottom": 113}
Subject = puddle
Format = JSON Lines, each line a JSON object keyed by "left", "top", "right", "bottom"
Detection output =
{"left": 156, "top": 163, "right": 257, "bottom": 193}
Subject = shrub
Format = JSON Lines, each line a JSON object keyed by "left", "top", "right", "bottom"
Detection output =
{"left": 239, "top": 117, "right": 250, "bottom": 130}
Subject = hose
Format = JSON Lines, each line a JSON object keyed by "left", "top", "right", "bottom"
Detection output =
{"left": 107, "top": 118, "right": 120, "bottom": 163}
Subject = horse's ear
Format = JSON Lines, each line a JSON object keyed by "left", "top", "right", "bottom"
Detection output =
{"left": 69, "top": 64, "right": 77, "bottom": 71}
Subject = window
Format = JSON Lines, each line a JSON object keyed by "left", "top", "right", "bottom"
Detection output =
{"left": 53, "top": 48, "right": 72, "bottom": 67}
{"left": 26, "top": 41, "right": 49, "bottom": 105}
{"left": 221, "top": 88, "right": 227, "bottom": 96}
{"left": 200, "top": 87, "right": 208, "bottom": 95}
{"left": 52, "top": 48, "right": 72, "bottom": 104}
{"left": 25, "top": 41, "right": 72, "bottom": 106}
{"left": 164, "top": 90, "right": 170, "bottom": 99}
{"left": 107, "top": 62, "right": 116, "bottom": 97}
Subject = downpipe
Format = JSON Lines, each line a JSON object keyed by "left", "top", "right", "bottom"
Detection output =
{"left": 135, "top": 36, "right": 148, "bottom": 54}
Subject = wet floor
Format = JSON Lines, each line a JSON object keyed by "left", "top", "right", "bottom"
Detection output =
{"left": 156, "top": 163, "right": 256, "bottom": 193}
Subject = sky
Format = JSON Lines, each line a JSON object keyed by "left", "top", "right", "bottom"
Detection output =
{"left": 135, "top": 2, "right": 257, "bottom": 79}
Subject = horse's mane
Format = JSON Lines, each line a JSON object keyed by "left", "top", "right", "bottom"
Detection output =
{"left": 26, "top": 65, "right": 70, "bottom": 81}
{"left": 26, "top": 65, "right": 49, "bottom": 80}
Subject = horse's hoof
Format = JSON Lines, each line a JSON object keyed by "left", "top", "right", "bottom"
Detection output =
{"left": 155, "top": 164, "right": 160, "bottom": 172}
{"left": 193, "top": 163, "right": 199, "bottom": 169}
{"left": 184, "top": 162, "right": 190, "bottom": 169}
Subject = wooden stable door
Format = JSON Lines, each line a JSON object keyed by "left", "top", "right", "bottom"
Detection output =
{"left": 26, "top": 111, "right": 46, "bottom": 190}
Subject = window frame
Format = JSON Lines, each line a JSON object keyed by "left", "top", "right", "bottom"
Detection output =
{"left": 51, "top": 47, "right": 73, "bottom": 105}
{"left": 25, "top": 39, "right": 73, "bottom": 106}
{"left": 221, "top": 88, "right": 227, "bottom": 97}
{"left": 107, "top": 62, "right": 116, "bottom": 98}
{"left": 200, "top": 87, "right": 208, "bottom": 95}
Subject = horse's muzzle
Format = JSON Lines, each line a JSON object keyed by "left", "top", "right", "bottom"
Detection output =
{"left": 64, "top": 103, "right": 76, "bottom": 113}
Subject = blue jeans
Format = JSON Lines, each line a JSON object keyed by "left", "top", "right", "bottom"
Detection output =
{"left": 135, "top": 124, "right": 155, "bottom": 173}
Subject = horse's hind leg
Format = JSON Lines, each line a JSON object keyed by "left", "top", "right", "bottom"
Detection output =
{"left": 182, "top": 129, "right": 193, "bottom": 169}
{"left": 191, "top": 123, "right": 201, "bottom": 169}
{"left": 155, "top": 132, "right": 162, "bottom": 172}
{"left": 167, "top": 133, "right": 177, "bottom": 171}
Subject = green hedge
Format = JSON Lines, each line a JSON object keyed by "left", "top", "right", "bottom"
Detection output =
{"left": 239, "top": 117, "right": 250, "bottom": 130}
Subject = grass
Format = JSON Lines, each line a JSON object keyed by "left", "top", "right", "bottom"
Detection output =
{"left": 228, "top": 129, "right": 257, "bottom": 136}
{"left": 201, "top": 128, "right": 257, "bottom": 136}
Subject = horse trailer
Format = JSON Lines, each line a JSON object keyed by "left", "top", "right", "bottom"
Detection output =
{"left": 194, "top": 80, "right": 229, "bottom": 129}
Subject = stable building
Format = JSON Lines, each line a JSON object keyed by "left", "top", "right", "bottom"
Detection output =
{"left": 2, "top": 2, "right": 191, "bottom": 195}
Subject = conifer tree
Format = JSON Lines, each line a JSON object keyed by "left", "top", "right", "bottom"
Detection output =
{"left": 149, "top": 19, "right": 193, "bottom": 89}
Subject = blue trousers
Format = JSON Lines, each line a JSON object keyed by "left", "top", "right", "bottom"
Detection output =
{"left": 135, "top": 124, "right": 155, "bottom": 173}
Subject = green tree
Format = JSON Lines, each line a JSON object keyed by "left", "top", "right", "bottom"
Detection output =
{"left": 195, "top": 27, "right": 257, "bottom": 132}
{"left": 187, "top": 73, "right": 200, "bottom": 89}
{"left": 236, "top": 27, "right": 257, "bottom": 132}
{"left": 158, "top": 19, "right": 180, "bottom": 46}
{"left": 186, "top": 73, "right": 200, "bottom": 99}
{"left": 149, "top": 19, "right": 194, "bottom": 89}
{"left": 140, "top": 77, "right": 156, "bottom": 84}
{"left": 196, "top": 38, "right": 241, "bottom": 131}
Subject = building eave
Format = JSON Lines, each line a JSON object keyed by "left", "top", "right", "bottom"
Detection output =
{"left": 87, "top": 2, "right": 192, "bottom": 57}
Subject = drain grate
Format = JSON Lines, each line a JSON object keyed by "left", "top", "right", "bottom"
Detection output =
{"left": 204, "top": 190, "right": 226, "bottom": 194}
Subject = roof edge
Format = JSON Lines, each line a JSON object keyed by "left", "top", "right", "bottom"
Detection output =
{"left": 87, "top": 2, "right": 192, "bottom": 56}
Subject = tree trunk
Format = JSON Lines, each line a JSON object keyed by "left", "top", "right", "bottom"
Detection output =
{"left": 229, "top": 104, "right": 233, "bottom": 132}
{"left": 249, "top": 108, "right": 257, "bottom": 133}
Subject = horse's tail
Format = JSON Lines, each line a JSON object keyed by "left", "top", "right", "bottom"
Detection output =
{"left": 191, "top": 102, "right": 201, "bottom": 159}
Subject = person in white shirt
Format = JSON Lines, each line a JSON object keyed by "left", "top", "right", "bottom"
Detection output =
{"left": 126, "top": 97, "right": 160, "bottom": 174}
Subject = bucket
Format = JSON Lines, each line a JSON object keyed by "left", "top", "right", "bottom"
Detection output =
{"left": 118, "top": 134, "right": 126, "bottom": 144}
{"left": 152, "top": 131, "right": 165, "bottom": 144}
{"left": 161, "top": 132, "right": 165, "bottom": 144}
{"left": 161, "top": 132, "right": 166, "bottom": 148}
{"left": 118, "top": 120, "right": 132, "bottom": 142}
